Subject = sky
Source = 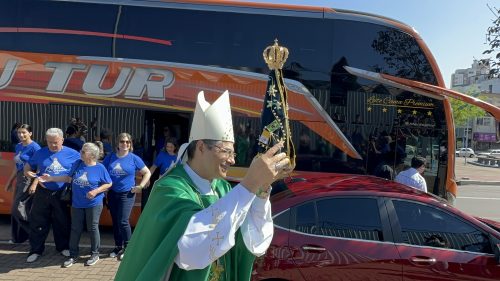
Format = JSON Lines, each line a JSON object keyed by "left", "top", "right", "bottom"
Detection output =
{"left": 239, "top": 0, "right": 498, "bottom": 88}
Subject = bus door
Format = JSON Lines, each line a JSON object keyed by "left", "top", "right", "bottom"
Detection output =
{"left": 144, "top": 110, "right": 190, "bottom": 167}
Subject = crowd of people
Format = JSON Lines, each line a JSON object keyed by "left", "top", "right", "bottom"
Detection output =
{"left": 5, "top": 121, "right": 181, "bottom": 268}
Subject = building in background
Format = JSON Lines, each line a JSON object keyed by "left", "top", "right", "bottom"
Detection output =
{"left": 451, "top": 60, "right": 500, "bottom": 151}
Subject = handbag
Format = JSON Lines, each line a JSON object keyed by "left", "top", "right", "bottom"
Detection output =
{"left": 60, "top": 160, "right": 82, "bottom": 202}
{"left": 60, "top": 183, "right": 72, "bottom": 202}
{"left": 14, "top": 192, "right": 33, "bottom": 221}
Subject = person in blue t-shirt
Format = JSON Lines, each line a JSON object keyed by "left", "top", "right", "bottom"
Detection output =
{"left": 5, "top": 124, "right": 41, "bottom": 244}
{"left": 40, "top": 142, "right": 112, "bottom": 268}
{"left": 23, "top": 128, "right": 80, "bottom": 263}
{"left": 150, "top": 137, "right": 178, "bottom": 177}
{"left": 102, "top": 132, "right": 151, "bottom": 259}
{"left": 63, "top": 125, "right": 84, "bottom": 152}
{"left": 143, "top": 137, "right": 178, "bottom": 210}
{"left": 99, "top": 128, "right": 113, "bottom": 157}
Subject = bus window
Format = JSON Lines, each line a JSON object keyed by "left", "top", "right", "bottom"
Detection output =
{"left": 4, "top": 1, "right": 117, "bottom": 56}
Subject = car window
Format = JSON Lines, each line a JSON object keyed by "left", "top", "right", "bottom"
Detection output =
{"left": 274, "top": 209, "right": 290, "bottom": 229}
{"left": 393, "top": 200, "right": 492, "bottom": 254}
{"left": 292, "top": 198, "right": 383, "bottom": 241}
{"left": 295, "top": 201, "right": 316, "bottom": 234}
{"left": 316, "top": 198, "right": 383, "bottom": 241}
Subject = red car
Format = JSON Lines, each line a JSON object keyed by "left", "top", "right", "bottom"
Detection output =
{"left": 252, "top": 174, "right": 500, "bottom": 281}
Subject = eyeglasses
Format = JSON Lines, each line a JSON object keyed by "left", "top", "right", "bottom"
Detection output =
{"left": 211, "top": 144, "right": 237, "bottom": 159}
{"left": 120, "top": 140, "right": 131, "bottom": 144}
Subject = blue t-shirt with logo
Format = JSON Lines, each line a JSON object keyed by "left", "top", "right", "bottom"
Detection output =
{"left": 14, "top": 142, "right": 41, "bottom": 171}
{"left": 70, "top": 161, "right": 112, "bottom": 208}
{"left": 29, "top": 146, "right": 80, "bottom": 190}
{"left": 154, "top": 151, "right": 177, "bottom": 175}
{"left": 103, "top": 152, "right": 145, "bottom": 193}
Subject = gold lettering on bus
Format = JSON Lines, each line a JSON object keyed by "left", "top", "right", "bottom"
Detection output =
{"left": 366, "top": 96, "right": 383, "bottom": 104}
{"left": 366, "top": 95, "right": 434, "bottom": 109}
{"left": 383, "top": 97, "right": 403, "bottom": 106}
{"left": 403, "top": 99, "right": 434, "bottom": 108}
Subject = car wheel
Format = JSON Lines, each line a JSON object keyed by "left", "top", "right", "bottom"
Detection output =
{"left": 469, "top": 154, "right": 474, "bottom": 158}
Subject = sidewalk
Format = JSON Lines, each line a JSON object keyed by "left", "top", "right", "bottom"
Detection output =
{"left": 0, "top": 243, "right": 120, "bottom": 281}
{"left": 454, "top": 157, "right": 500, "bottom": 185}
{"left": 0, "top": 216, "right": 120, "bottom": 280}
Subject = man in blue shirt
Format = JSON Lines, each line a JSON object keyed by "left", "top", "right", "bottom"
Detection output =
{"left": 24, "top": 128, "right": 80, "bottom": 263}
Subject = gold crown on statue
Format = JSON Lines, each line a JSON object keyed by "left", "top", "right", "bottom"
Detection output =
{"left": 263, "top": 39, "right": 289, "bottom": 70}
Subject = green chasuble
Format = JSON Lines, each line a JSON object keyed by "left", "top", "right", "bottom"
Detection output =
{"left": 115, "top": 164, "right": 256, "bottom": 281}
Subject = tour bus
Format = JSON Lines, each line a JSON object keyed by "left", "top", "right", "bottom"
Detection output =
{"left": 1, "top": 0, "right": 499, "bottom": 225}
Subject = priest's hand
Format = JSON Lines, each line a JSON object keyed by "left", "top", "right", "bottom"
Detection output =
{"left": 241, "top": 141, "right": 291, "bottom": 194}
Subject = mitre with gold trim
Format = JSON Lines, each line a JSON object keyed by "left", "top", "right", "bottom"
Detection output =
{"left": 177, "top": 90, "right": 234, "bottom": 163}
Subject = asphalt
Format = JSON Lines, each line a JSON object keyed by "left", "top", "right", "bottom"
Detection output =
{"left": 0, "top": 158, "right": 498, "bottom": 280}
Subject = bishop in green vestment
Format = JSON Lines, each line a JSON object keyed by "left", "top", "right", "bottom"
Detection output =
{"left": 115, "top": 91, "right": 292, "bottom": 281}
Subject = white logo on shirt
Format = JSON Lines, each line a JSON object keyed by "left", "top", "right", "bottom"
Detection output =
{"left": 73, "top": 172, "right": 90, "bottom": 187}
{"left": 14, "top": 152, "right": 22, "bottom": 165}
{"left": 110, "top": 163, "right": 127, "bottom": 177}
{"left": 45, "top": 157, "right": 68, "bottom": 174}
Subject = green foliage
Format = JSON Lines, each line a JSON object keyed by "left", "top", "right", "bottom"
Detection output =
{"left": 451, "top": 86, "right": 487, "bottom": 126}
{"left": 482, "top": 6, "right": 500, "bottom": 77}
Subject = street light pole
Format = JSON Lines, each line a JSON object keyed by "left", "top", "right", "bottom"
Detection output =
{"left": 464, "top": 117, "right": 470, "bottom": 165}
{"left": 465, "top": 118, "right": 469, "bottom": 149}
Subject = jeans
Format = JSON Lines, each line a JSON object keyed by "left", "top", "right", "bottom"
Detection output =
{"left": 107, "top": 190, "right": 135, "bottom": 248}
{"left": 69, "top": 204, "right": 103, "bottom": 257}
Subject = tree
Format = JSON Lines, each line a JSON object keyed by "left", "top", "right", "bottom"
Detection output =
{"left": 371, "top": 29, "right": 435, "bottom": 83}
{"left": 450, "top": 85, "right": 487, "bottom": 126}
{"left": 482, "top": 5, "right": 500, "bottom": 77}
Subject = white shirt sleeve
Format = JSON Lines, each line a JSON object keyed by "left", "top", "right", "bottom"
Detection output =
{"left": 175, "top": 183, "right": 272, "bottom": 270}
{"left": 240, "top": 194, "right": 273, "bottom": 256}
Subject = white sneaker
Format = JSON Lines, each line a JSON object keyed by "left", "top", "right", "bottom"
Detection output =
{"left": 61, "top": 249, "right": 70, "bottom": 257}
{"left": 26, "top": 254, "right": 40, "bottom": 263}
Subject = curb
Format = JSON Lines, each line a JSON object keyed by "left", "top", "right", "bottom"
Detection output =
{"left": 0, "top": 240, "right": 116, "bottom": 248}
{"left": 457, "top": 180, "right": 500, "bottom": 186}
{"left": 466, "top": 161, "right": 500, "bottom": 169}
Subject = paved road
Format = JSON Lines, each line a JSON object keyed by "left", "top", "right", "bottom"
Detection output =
{"left": 456, "top": 184, "right": 500, "bottom": 221}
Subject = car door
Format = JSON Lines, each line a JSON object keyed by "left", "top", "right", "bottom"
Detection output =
{"left": 388, "top": 199, "right": 500, "bottom": 281}
{"left": 288, "top": 197, "right": 402, "bottom": 281}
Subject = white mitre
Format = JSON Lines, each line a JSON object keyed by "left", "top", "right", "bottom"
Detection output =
{"left": 177, "top": 90, "right": 234, "bottom": 163}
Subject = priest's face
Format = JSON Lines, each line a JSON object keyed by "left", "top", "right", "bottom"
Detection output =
{"left": 203, "top": 140, "right": 236, "bottom": 179}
